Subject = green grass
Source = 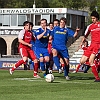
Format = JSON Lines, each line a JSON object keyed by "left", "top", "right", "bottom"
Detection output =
{"left": 0, "top": 70, "right": 100, "bottom": 100}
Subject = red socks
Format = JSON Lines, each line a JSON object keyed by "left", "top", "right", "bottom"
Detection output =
{"left": 91, "top": 65, "right": 100, "bottom": 80}
{"left": 34, "top": 63, "right": 39, "bottom": 75}
{"left": 76, "top": 64, "right": 81, "bottom": 72}
{"left": 12, "top": 59, "right": 25, "bottom": 71}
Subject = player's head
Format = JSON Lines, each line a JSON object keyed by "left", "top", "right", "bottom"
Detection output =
{"left": 53, "top": 19, "right": 59, "bottom": 27}
{"left": 23, "top": 21, "right": 30, "bottom": 30}
{"left": 59, "top": 17, "right": 67, "bottom": 28}
{"left": 29, "top": 22, "right": 34, "bottom": 31}
{"left": 91, "top": 11, "right": 99, "bottom": 23}
{"left": 40, "top": 19, "right": 47, "bottom": 28}
{"left": 83, "top": 40, "right": 88, "bottom": 47}
{"left": 49, "top": 22, "right": 54, "bottom": 30}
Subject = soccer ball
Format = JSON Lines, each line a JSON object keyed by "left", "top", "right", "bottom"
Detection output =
{"left": 45, "top": 74, "right": 54, "bottom": 83}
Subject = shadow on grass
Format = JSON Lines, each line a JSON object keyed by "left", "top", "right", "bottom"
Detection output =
{"left": 70, "top": 76, "right": 94, "bottom": 80}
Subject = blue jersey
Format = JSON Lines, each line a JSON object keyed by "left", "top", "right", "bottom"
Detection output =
{"left": 52, "top": 26, "right": 75, "bottom": 49}
{"left": 35, "top": 28, "right": 51, "bottom": 48}
{"left": 31, "top": 30, "right": 36, "bottom": 50}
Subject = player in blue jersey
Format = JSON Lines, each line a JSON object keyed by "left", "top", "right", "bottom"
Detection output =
{"left": 29, "top": 22, "right": 36, "bottom": 51}
{"left": 53, "top": 19, "right": 60, "bottom": 27}
{"left": 52, "top": 17, "right": 80, "bottom": 80}
{"left": 30, "top": 22, "right": 41, "bottom": 78}
{"left": 34, "top": 19, "right": 52, "bottom": 77}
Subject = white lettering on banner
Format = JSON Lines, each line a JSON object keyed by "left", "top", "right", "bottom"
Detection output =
{"left": 0, "top": 30, "right": 19, "bottom": 35}
{"left": 0, "top": 8, "right": 66, "bottom": 14}
{"left": 2, "top": 62, "right": 24, "bottom": 68}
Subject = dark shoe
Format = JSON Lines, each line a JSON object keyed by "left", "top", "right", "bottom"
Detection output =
{"left": 94, "top": 79, "right": 100, "bottom": 82}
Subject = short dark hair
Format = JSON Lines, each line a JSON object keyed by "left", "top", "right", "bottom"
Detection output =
{"left": 53, "top": 19, "right": 60, "bottom": 23}
{"left": 23, "top": 21, "right": 30, "bottom": 26}
{"left": 83, "top": 40, "right": 88, "bottom": 47}
{"left": 60, "top": 17, "right": 67, "bottom": 24}
{"left": 40, "top": 18, "right": 47, "bottom": 24}
{"left": 30, "top": 22, "right": 34, "bottom": 27}
{"left": 49, "top": 22, "right": 54, "bottom": 26}
{"left": 91, "top": 11, "right": 99, "bottom": 20}
{"left": 53, "top": 19, "right": 60, "bottom": 24}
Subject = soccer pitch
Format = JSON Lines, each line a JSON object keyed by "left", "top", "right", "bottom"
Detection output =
{"left": 0, "top": 70, "right": 100, "bottom": 100}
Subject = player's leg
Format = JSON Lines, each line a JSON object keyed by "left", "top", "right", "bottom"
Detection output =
{"left": 44, "top": 56, "right": 50, "bottom": 75}
{"left": 9, "top": 48, "right": 28, "bottom": 75}
{"left": 29, "top": 50, "right": 40, "bottom": 78}
{"left": 63, "top": 58, "right": 70, "bottom": 80}
{"left": 43, "top": 48, "right": 50, "bottom": 76}
{"left": 39, "top": 57, "right": 46, "bottom": 77}
{"left": 60, "top": 49, "right": 70, "bottom": 80}
{"left": 59, "top": 56, "right": 65, "bottom": 70}
{"left": 34, "top": 47, "right": 46, "bottom": 77}
{"left": 84, "top": 65, "right": 91, "bottom": 73}
{"left": 49, "top": 53, "right": 54, "bottom": 74}
{"left": 73, "top": 55, "right": 88, "bottom": 73}
{"left": 52, "top": 48, "right": 62, "bottom": 73}
{"left": 89, "top": 53, "right": 100, "bottom": 82}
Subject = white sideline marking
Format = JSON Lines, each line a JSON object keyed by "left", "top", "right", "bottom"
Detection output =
{"left": 13, "top": 78, "right": 95, "bottom": 84}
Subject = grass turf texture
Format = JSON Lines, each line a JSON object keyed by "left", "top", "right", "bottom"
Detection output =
{"left": 0, "top": 70, "right": 100, "bottom": 100}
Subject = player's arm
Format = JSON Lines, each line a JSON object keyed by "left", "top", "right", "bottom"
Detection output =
{"left": 49, "top": 30, "right": 54, "bottom": 43}
{"left": 73, "top": 28, "right": 80, "bottom": 37}
{"left": 37, "top": 27, "right": 46, "bottom": 40}
{"left": 67, "top": 28, "right": 79, "bottom": 38}
{"left": 18, "top": 30, "right": 32, "bottom": 47}
{"left": 19, "top": 39, "right": 32, "bottom": 47}
{"left": 80, "top": 25, "right": 90, "bottom": 48}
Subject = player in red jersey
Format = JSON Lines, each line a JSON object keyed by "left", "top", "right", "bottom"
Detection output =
{"left": 72, "top": 40, "right": 90, "bottom": 73}
{"left": 48, "top": 22, "right": 54, "bottom": 73}
{"left": 79, "top": 11, "right": 100, "bottom": 82}
{"left": 9, "top": 21, "right": 40, "bottom": 78}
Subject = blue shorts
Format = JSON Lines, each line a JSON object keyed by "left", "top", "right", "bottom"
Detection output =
{"left": 52, "top": 45, "right": 69, "bottom": 59}
{"left": 34, "top": 47, "right": 49, "bottom": 59}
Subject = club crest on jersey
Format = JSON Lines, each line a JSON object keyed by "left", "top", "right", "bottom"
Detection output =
{"left": 64, "top": 30, "right": 67, "bottom": 33}
{"left": 43, "top": 36, "right": 47, "bottom": 38}
{"left": 98, "top": 24, "right": 100, "bottom": 27}
{"left": 47, "top": 33, "right": 49, "bottom": 36}
{"left": 40, "top": 54, "right": 43, "bottom": 57}
{"left": 36, "top": 30, "right": 39, "bottom": 32}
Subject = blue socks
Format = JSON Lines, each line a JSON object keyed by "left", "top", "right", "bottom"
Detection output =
{"left": 40, "top": 62, "right": 45, "bottom": 71}
{"left": 53, "top": 56, "right": 61, "bottom": 70}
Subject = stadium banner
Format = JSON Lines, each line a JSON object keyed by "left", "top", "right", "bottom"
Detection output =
{"left": 0, "top": 61, "right": 83, "bottom": 72}
{"left": 0, "top": 8, "right": 66, "bottom": 14}
{"left": 0, "top": 61, "right": 24, "bottom": 69}
{"left": 29, "top": 62, "right": 83, "bottom": 72}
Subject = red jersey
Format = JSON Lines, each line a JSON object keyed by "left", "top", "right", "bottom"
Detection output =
{"left": 85, "top": 22, "right": 100, "bottom": 43}
{"left": 82, "top": 46, "right": 88, "bottom": 51}
{"left": 18, "top": 29, "right": 35, "bottom": 49}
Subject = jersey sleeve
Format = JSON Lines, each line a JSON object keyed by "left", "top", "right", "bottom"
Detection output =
{"left": 35, "top": 28, "right": 41, "bottom": 36}
{"left": 32, "top": 30, "right": 36, "bottom": 37}
{"left": 18, "top": 29, "right": 25, "bottom": 39}
{"left": 49, "top": 30, "right": 54, "bottom": 37}
{"left": 51, "top": 26, "right": 58, "bottom": 37}
{"left": 67, "top": 28, "right": 75, "bottom": 37}
{"left": 84, "top": 25, "right": 91, "bottom": 38}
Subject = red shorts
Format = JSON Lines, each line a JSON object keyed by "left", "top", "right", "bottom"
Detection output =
{"left": 19, "top": 48, "right": 36, "bottom": 61}
{"left": 83, "top": 43, "right": 100, "bottom": 58}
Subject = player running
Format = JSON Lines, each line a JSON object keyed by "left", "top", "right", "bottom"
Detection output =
{"left": 72, "top": 40, "right": 90, "bottom": 73}
{"left": 34, "top": 19, "right": 52, "bottom": 78}
{"left": 52, "top": 17, "right": 79, "bottom": 80}
{"left": 9, "top": 21, "right": 39, "bottom": 78}
{"left": 79, "top": 11, "right": 100, "bottom": 82}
